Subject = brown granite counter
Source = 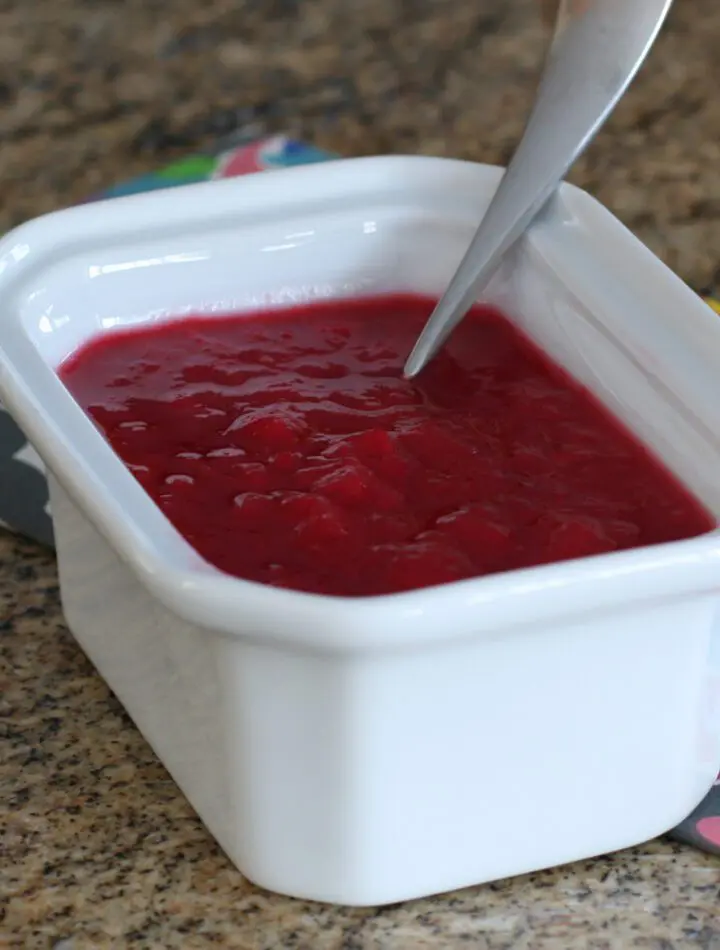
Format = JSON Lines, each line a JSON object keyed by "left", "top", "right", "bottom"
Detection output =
{"left": 1, "top": 0, "right": 719, "bottom": 946}
{"left": 2, "top": 531, "right": 720, "bottom": 949}
{"left": 0, "top": 0, "right": 719, "bottom": 288}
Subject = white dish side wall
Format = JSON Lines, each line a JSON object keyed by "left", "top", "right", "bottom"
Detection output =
{"left": 51, "top": 474, "right": 720, "bottom": 905}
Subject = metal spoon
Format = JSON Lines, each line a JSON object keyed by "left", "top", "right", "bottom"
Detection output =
{"left": 403, "top": 0, "right": 674, "bottom": 379}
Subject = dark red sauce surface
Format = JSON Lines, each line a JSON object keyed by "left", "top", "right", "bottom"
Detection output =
{"left": 60, "top": 294, "right": 713, "bottom": 596}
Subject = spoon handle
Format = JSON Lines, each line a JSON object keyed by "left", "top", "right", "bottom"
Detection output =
{"left": 404, "top": 0, "right": 674, "bottom": 379}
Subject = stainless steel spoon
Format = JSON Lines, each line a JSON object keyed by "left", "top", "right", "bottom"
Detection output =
{"left": 403, "top": 0, "right": 674, "bottom": 379}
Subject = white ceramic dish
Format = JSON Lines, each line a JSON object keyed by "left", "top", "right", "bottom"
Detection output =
{"left": 1, "top": 156, "right": 719, "bottom": 906}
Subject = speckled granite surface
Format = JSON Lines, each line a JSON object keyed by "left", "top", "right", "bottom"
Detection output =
{"left": 2, "top": 538, "right": 719, "bottom": 950}
{"left": 1, "top": 0, "right": 720, "bottom": 946}
{"left": 1, "top": 0, "right": 719, "bottom": 286}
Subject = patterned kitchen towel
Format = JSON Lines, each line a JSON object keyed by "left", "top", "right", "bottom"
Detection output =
{"left": 0, "top": 134, "right": 718, "bottom": 856}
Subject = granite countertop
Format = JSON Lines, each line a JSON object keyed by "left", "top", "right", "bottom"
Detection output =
{"left": 1, "top": 0, "right": 719, "bottom": 947}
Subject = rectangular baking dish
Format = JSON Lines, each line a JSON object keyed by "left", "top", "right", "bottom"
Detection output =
{"left": 1, "top": 155, "right": 719, "bottom": 905}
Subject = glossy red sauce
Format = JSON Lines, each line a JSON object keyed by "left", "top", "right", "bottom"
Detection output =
{"left": 60, "top": 294, "right": 713, "bottom": 596}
